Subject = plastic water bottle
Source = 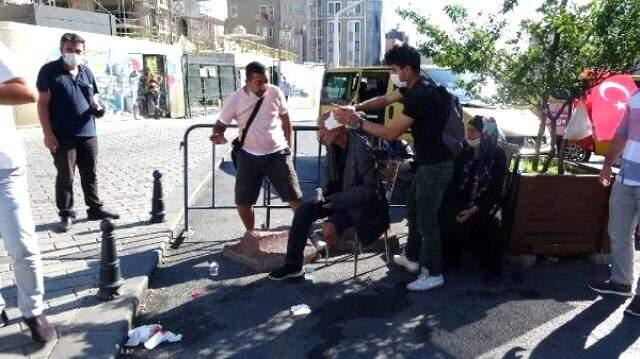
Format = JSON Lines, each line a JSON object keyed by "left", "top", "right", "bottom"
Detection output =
{"left": 309, "top": 229, "right": 327, "bottom": 251}
{"left": 315, "top": 188, "right": 324, "bottom": 203}
{"left": 209, "top": 261, "right": 219, "bottom": 276}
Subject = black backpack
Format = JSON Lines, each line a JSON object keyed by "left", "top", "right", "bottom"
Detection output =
{"left": 428, "top": 82, "right": 465, "bottom": 157}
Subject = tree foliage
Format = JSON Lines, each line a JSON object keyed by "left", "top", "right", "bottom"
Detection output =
{"left": 400, "top": 0, "right": 640, "bottom": 168}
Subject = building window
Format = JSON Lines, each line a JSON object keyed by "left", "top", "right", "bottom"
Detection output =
{"left": 329, "top": 41, "right": 334, "bottom": 51}
{"left": 348, "top": 1, "right": 362, "bottom": 15}
{"left": 269, "top": 27, "right": 273, "bottom": 37}
{"left": 328, "top": 1, "right": 341, "bottom": 15}
{"left": 355, "top": 40, "right": 360, "bottom": 51}
{"left": 328, "top": 21, "right": 340, "bottom": 36}
{"left": 230, "top": 5, "right": 238, "bottom": 18}
{"left": 259, "top": 5, "right": 267, "bottom": 20}
{"left": 258, "top": 5, "right": 275, "bottom": 20}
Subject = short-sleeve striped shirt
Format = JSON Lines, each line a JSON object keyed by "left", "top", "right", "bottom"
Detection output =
{"left": 617, "top": 91, "right": 640, "bottom": 186}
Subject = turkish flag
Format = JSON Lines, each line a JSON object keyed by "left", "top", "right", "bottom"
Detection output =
{"left": 586, "top": 74, "right": 638, "bottom": 141}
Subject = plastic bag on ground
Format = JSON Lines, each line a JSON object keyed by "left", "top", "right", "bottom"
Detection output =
{"left": 126, "top": 324, "right": 183, "bottom": 349}
{"left": 143, "top": 330, "right": 183, "bottom": 350}
{"left": 125, "top": 324, "right": 162, "bottom": 347}
{"left": 291, "top": 304, "right": 312, "bottom": 316}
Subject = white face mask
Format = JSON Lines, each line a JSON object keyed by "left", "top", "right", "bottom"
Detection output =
{"left": 390, "top": 73, "right": 407, "bottom": 88}
{"left": 62, "top": 52, "right": 82, "bottom": 68}
{"left": 466, "top": 137, "right": 481, "bottom": 148}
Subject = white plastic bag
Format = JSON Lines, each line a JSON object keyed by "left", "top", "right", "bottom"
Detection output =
{"left": 143, "top": 330, "right": 183, "bottom": 350}
{"left": 125, "top": 324, "right": 182, "bottom": 349}
{"left": 125, "top": 324, "right": 162, "bottom": 347}
{"left": 563, "top": 101, "right": 593, "bottom": 140}
{"left": 290, "top": 304, "right": 312, "bottom": 316}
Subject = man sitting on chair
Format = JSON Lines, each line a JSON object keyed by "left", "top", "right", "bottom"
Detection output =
{"left": 268, "top": 112, "right": 389, "bottom": 280}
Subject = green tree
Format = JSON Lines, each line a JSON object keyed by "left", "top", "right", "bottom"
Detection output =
{"left": 401, "top": 0, "right": 640, "bottom": 172}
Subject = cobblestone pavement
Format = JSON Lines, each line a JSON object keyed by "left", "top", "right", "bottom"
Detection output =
{"left": 0, "top": 117, "right": 220, "bottom": 357}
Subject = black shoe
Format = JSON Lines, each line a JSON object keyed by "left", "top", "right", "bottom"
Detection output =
{"left": 268, "top": 264, "right": 304, "bottom": 281}
{"left": 56, "top": 217, "right": 73, "bottom": 233}
{"left": 24, "top": 315, "right": 57, "bottom": 343}
{"left": 0, "top": 310, "right": 8, "bottom": 327}
{"left": 589, "top": 280, "right": 632, "bottom": 297}
{"left": 483, "top": 272, "right": 503, "bottom": 286}
{"left": 625, "top": 296, "right": 640, "bottom": 317}
{"left": 87, "top": 207, "right": 120, "bottom": 220}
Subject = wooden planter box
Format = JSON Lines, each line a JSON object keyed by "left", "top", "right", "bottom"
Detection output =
{"left": 505, "top": 166, "right": 610, "bottom": 256}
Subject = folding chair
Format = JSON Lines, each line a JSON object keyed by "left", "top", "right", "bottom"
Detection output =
{"left": 352, "top": 159, "right": 401, "bottom": 278}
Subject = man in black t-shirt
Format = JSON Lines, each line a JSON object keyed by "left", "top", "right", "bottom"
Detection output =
{"left": 36, "top": 33, "right": 119, "bottom": 233}
{"left": 334, "top": 44, "right": 454, "bottom": 292}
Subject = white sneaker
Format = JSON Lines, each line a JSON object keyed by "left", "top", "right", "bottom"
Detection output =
{"left": 407, "top": 269, "right": 444, "bottom": 291}
{"left": 393, "top": 254, "right": 419, "bottom": 274}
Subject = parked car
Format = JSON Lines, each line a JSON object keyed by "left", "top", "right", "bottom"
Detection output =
{"left": 318, "top": 65, "right": 550, "bottom": 153}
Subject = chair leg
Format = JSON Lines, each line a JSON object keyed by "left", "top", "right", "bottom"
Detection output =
{"left": 384, "top": 231, "right": 390, "bottom": 264}
{"left": 353, "top": 236, "right": 359, "bottom": 278}
{"left": 324, "top": 246, "right": 329, "bottom": 264}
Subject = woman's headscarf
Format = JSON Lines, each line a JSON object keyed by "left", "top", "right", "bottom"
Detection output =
{"left": 458, "top": 117, "right": 496, "bottom": 208}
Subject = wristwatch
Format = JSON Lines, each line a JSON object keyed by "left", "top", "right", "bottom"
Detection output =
{"left": 354, "top": 115, "right": 365, "bottom": 129}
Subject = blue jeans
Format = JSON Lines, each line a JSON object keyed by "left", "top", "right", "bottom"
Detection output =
{"left": 0, "top": 167, "right": 45, "bottom": 318}
{"left": 405, "top": 161, "right": 454, "bottom": 275}
{"left": 608, "top": 181, "right": 640, "bottom": 292}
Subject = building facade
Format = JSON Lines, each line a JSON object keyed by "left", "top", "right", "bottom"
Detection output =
{"left": 279, "top": 0, "right": 306, "bottom": 61}
{"left": 226, "top": 0, "right": 306, "bottom": 62}
{"left": 385, "top": 28, "right": 409, "bottom": 52}
{"left": 5, "top": 0, "right": 224, "bottom": 44}
{"left": 226, "top": 0, "right": 280, "bottom": 49}
{"left": 307, "top": 0, "right": 382, "bottom": 67}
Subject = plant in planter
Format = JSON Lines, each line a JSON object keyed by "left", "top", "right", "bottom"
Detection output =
{"left": 396, "top": 0, "right": 640, "bottom": 257}
{"left": 399, "top": 0, "right": 640, "bottom": 173}
{"left": 502, "top": 155, "right": 609, "bottom": 256}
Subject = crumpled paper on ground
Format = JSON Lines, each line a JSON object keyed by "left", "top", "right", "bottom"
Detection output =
{"left": 144, "top": 330, "right": 183, "bottom": 350}
{"left": 125, "top": 324, "right": 182, "bottom": 349}
{"left": 291, "top": 304, "right": 312, "bottom": 316}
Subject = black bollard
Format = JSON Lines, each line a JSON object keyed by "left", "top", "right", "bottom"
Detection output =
{"left": 98, "top": 219, "right": 124, "bottom": 301}
{"left": 149, "top": 170, "right": 166, "bottom": 223}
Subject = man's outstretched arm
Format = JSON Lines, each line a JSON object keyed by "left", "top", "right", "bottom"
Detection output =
{"left": 353, "top": 88, "right": 403, "bottom": 112}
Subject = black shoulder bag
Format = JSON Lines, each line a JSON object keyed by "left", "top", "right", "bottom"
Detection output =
{"left": 231, "top": 97, "right": 265, "bottom": 169}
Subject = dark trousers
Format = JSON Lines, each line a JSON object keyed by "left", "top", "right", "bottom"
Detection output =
{"left": 405, "top": 161, "right": 454, "bottom": 276}
{"left": 439, "top": 198, "right": 503, "bottom": 276}
{"left": 285, "top": 200, "right": 332, "bottom": 267}
{"left": 52, "top": 136, "right": 103, "bottom": 218}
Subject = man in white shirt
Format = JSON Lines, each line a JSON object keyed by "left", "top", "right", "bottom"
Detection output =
{"left": 210, "top": 62, "right": 302, "bottom": 231}
{"left": 591, "top": 91, "right": 640, "bottom": 318}
{"left": 0, "top": 41, "right": 57, "bottom": 342}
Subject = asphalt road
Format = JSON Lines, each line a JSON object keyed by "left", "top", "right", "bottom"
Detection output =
{"left": 122, "top": 132, "right": 640, "bottom": 358}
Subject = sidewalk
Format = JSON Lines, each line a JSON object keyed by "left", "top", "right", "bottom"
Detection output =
{"left": 127, "top": 134, "right": 640, "bottom": 358}
{"left": 0, "top": 116, "right": 223, "bottom": 358}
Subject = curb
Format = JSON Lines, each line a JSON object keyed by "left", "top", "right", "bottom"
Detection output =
{"left": 48, "top": 144, "right": 228, "bottom": 358}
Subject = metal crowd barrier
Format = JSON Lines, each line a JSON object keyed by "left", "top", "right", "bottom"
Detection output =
{"left": 180, "top": 124, "right": 324, "bottom": 238}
